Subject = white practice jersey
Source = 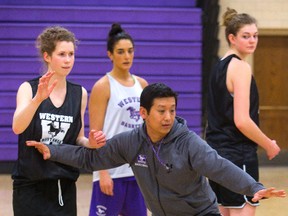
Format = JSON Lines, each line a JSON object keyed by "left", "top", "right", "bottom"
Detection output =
{"left": 93, "top": 73, "right": 144, "bottom": 181}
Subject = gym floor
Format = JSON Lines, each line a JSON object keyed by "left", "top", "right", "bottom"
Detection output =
{"left": 1, "top": 166, "right": 287, "bottom": 216}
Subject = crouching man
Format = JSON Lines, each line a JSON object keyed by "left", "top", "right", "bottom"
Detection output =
{"left": 27, "top": 83, "right": 286, "bottom": 216}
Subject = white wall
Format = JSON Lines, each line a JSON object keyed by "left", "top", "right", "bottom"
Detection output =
{"left": 218, "top": 0, "right": 288, "bottom": 61}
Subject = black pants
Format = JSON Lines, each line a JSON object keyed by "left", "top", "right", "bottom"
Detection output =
{"left": 13, "top": 178, "right": 76, "bottom": 216}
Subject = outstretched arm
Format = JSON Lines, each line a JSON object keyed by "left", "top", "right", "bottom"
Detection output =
{"left": 252, "top": 187, "right": 286, "bottom": 202}
{"left": 26, "top": 131, "right": 127, "bottom": 172}
{"left": 26, "top": 130, "right": 106, "bottom": 160}
{"left": 189, "top": 133, "right": 286, "bottom": 200}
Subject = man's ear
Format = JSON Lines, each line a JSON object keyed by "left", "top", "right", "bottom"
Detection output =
{"left": 139, "top": 106, "right": 147, "bottom": 120}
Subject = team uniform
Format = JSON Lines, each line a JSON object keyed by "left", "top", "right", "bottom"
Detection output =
{"left": 206, "top": 54, "right": 260, "bottom": 207}
{"left": 48, "top": 116, "right": 265, "bottom": 216}
{"left": 12, "top": 77, "right": 83, "bottom": 216}
{"left": 89, "top": 73, "right": 146, "bottom": 216}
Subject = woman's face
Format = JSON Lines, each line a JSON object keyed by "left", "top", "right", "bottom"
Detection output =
{"left": 108, "top": 39, "right": 134, "bottom": 72}
{"left": 231, "top": 24, "right": 258, "bottom": 55}
{"left": 45, "top": 41, "right": 75, "bottom": 76}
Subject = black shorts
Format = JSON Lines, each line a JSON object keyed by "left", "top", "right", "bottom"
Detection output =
{"left": 13, "top": 178, "right": 76, "bottom": 216}
{"left": 209, "top": 160, "right": 259, "bottom": 208}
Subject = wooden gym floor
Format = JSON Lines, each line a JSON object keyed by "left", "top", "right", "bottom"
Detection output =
{"left": 1, "top": 166, "right": 287, "bottom": 216}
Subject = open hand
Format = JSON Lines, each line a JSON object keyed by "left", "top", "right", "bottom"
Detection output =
{"left": 34, "top": 71, "right": 58, "bottom": 102}
{"left": 26, "top": 141, "right": 51, "bottom": 160}
{"left": 252, "top": 187, "right": 286, "bottom": 202}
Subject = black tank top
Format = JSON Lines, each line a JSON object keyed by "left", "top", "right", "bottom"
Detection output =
{"left": 12, "top": 77, "right": 82, "bottom": 182}
{"left": 205, "top": 54, "right": 259, "bottom": 162}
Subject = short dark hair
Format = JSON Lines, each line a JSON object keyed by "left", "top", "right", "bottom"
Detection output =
{"left": 140, "top": 83, "right": 178, "bottom": 113}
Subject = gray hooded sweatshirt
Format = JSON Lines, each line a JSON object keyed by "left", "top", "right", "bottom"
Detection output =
{"left": 48, "top": 116, "right": 264, "bottom": 216}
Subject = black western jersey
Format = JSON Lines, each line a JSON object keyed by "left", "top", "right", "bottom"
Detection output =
{"left": 205, "top": 54, "right": 259, "bottom": 162}
{"left": 12, "top": 77, "right": 82, "bottom": 182}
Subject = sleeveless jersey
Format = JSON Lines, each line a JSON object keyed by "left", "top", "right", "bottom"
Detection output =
{"left": 93, "top": 73, "right": 143, "bottom": 181}
{"left": 12, "top": 77, "right": 82, "bottom": 182}
{"left": 205, "top": 54, "right": 259, "bottom": 162}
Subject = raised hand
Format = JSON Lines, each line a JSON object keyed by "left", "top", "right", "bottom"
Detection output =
{"left": 34, "top": 71, "right": 58, "bottom": 103}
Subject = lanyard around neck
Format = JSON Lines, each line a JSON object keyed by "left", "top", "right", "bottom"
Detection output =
{"left": 147, "top": 136, "right": 173, "bottom": 173}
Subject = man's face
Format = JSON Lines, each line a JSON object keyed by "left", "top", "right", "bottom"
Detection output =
{"left": 140, "top": 97, "right": 176, "bottom": 143}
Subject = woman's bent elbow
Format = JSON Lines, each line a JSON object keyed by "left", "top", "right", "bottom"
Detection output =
{"left": 12, "top": 125, "right": 24, "bottom": 135}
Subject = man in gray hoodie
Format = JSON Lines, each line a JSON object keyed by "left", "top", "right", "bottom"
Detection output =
{"left": 27, "top": 83, "right": 286, "bottom": 216}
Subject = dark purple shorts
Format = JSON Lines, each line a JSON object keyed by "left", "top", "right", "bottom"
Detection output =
{"left": 89, "top": 176, "right": 147, "bottom": 216}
